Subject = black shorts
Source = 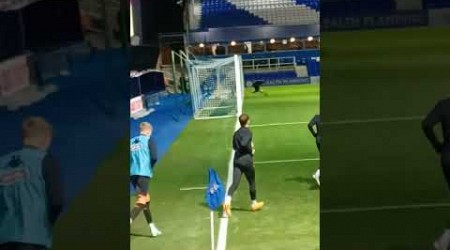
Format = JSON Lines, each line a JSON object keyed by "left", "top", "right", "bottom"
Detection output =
{"left": 130, "top": 175, "right": 150, "bottom": 194}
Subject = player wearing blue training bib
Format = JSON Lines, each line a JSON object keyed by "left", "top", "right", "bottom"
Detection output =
{"left": 0, "top": 117, "right": 63, "bottom": 250}
{"left": 129, "top": 122, "right": 161, "bottom": 237}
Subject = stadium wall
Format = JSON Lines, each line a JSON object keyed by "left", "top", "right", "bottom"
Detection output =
{"left": 322, "top": 0, "right": 450, "bottom": 31}
{"left": 321, "top": 10, "right": 429, "bottom": 31}
{"left": 428, "top": 8, "right": 450, "bottom": 26}
{"left": 201, "top": 50, "right": 320, "bottom": 64}
{"left": 187, "top": 24, "right": 319, "bottom": 44}
{"left": 242, "top": 50, "right": 320, "bottom": 63}
{"left": 251, "top": 77, "right": 311, "bottom": 86}
{"left": 197, "top": 50, "right": 320, "bottom": 86}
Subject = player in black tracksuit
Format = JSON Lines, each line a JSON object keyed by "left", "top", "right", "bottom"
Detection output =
{"left": 252, "top": 81, "right": 264, "bottom": 93}
{"left": 422, "top": 97, "right": 450, "bottom": 190}
{"left": 422, "top": 97, "right": 450, "bottom": 250}
{"left": 308, "top": 114, "right": 321, "bottom": 151}
{"left": 222, "top": 114, "right": 264, "bottom": 217}
{"left": 308, "top": 114, "right": 320, "bottom": 186}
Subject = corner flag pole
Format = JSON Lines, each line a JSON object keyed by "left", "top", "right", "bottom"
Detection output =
{"left": 210, "top": 210, "right": 215, "bottom": 250}
{"left": 206, "top": 168, "right": 224, "bottom": 250}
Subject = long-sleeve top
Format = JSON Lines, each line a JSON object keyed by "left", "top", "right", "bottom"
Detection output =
{"left": 422, "top": 98, "right": 450, "bottom": 152}
{"left": 233, "top": 127, "right": 254, "bottom": 166}
{"left": 308, "top": 114, "right": 320, "bottom": 138}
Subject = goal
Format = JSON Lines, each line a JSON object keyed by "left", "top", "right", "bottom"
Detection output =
{"left": 182, "top": 54, "right": 244, "bottom": 119}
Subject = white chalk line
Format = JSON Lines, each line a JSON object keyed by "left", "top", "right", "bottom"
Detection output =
{"left": 179, "top": 187, "right": 206, "bottom": 191}
{"left": 249, "top": 115, "right": 424, "bottom": 128}
{"left": 180, "top": 159, "right": 319, "bottom": 191}
{"left": 251, "top": 121, "right": 308, "bottom": 128}
{"left": 321, "top": 202, "right": 450, "bottom": 214}
{"left": 216, "top": 119, "right": 240, "bottom": 250}
{"left": 214, "top": 115, "right": 424, "bottom": 249}
{"left": 254, "top": 158, "right": 319, "bottom": 165}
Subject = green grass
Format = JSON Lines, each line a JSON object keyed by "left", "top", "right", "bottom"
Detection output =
{"left": 52, "top": 139, "right": 130, "bottom": 250}
{"left": 321, "top": 26, "right": 450, "bottom": 249}
{"left": 130, "top": 84, "right": 320, "bottom": 250}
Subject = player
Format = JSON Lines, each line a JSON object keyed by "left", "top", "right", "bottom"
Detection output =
{"left": 0, "top": 117, "right": 63, "bottom": 250}
{"left": 308, "top": 114, "right": 321, "bottom": 186}
{"left": 223, "top": 114, "right": 264, "bottom": 217}
{"left": 129, "top": 122, "right": 162, "bottom": 237}
{"left": 422, "top": 97, "right": 450, "bottom": 249}
{"left": 252, "top": 80, "right": 264, "bottom": 93}
{"left": 422, "top": 97, "right": 450, "bottom": 190}
{"left": 434, "top": 230, "right": 450, "bottom": 250}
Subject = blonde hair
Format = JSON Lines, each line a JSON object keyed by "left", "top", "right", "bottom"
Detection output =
{"left": 139, "top": 122, "right": 152, "bottom": 133}
{"left": 22, "top": 117, "right": 52, "bottom": 139}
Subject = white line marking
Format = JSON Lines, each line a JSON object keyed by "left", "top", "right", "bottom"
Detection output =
{"left": 179, "top": 187, "right": 206, "bottom": 191}
{"left": 251, "top": 121, "right": 308, "bottom": 128}
{"left": 255, "top": 158, "right": 319, "bottom": 165}
{"left": 321, "top": 202, "right": 450, "bottom": 214}
{"left": 216, "top": 218, "right": 228, "bottom": 250}
{"left": 250, "top": 116, "right": 424, "bottom": 128}
{"left": 216, "top": 119, "right": 240, "bottom": 250}
{"left": 180, "top": 159, "right": 319, "bottom": 191}
{"left": 323, "top": 116, "right": 424, "bottom": 125}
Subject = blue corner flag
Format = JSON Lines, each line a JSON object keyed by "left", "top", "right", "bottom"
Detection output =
{"left": 205, "top": 168, "right": 225, "bottom": 211}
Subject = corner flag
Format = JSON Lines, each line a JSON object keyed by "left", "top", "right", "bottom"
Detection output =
{"left": 205, "top": 168, "right": 225, "bottom": 211}
{"left": 206, "top": 168, "right": 225, "bottom": 250}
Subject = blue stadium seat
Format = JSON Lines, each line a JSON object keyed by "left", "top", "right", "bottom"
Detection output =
{"left": 199, "top": 0, "right": 319, "bottom": 30}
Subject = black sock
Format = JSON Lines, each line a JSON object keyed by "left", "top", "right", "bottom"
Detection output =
{"left": 143, "top": 202, "right": 153, "bottom": 224}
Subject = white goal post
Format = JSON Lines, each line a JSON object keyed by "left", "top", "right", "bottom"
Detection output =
{"left": 177, "top": 52, "right": 244, "bottom": 119}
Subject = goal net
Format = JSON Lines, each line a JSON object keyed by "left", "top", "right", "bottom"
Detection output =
{"left": 183, "top": 55, "right": 244, "bottom": 119}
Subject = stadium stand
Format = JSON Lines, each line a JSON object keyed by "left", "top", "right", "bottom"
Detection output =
{"left": 197, "top": 0, "right": 319, "bottom": 30}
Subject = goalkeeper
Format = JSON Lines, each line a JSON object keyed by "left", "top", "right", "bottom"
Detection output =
{"left": 252, "top": 80, "right": 264, "bottom": 93}
{"left": 223, "top": 114, "right": 264, "bottom": 217}
{"left": 308, "top": 114, "right": 321, "bottom": 186}
{"left": 129, "top": 122, "right": 162, "bottom": 237}
{"left": 422, "top": 97, "right": 450, "bottom": 250}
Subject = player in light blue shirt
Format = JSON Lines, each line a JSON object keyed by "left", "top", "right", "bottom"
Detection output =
{"left": 129, "top": 122, "right": 161, "bottom": 237}
{"left": 0, "top": 117, "right": 63, "bottom": 250}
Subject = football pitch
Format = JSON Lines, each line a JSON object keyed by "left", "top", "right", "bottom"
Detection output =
{"left": 130, "top": 84, "right": 320, "bottom": 249}
{"left": 320, "top": 26, "right": 450, "bottom": 249}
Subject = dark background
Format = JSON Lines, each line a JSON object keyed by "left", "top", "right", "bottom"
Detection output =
{"left": 0, "top": 0, "right": 83, "bottom": 61}
{"left": 141, "top": 0, "right": 183, "bottom": 45}
{"left": 129, "top": 0, "right": 183, "bottom": 70}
